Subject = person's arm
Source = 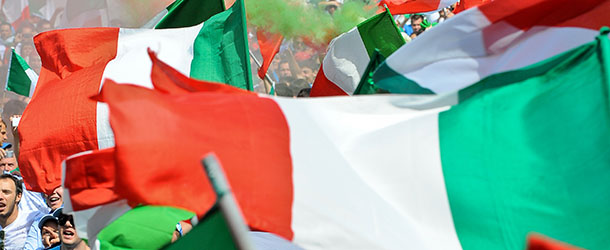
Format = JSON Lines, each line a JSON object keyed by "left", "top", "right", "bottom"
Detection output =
{"left": 24, "top": 219, "right": 44, "bottom": 250}
{"left": 10, "top": 115, "right": 20, "bottom": 159}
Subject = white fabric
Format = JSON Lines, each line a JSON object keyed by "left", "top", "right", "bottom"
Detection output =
{"left": 385, "top": 7, "right": 600, "bottom": 94}
{"left": 1, "top": 208, "right": 45, "bottom": 250}
{"left": 321, "top": 27, "right": 370, "bottom": 95}
{"left": 272, "top": 95, "right": 462, "bottom": 250}
{"left": 2, "top": 0, "right": 28, "bottom": 23}
{"left": 24, "top": 68, "right": 39, "bottom": 97}
{"left": 96, "top": 24, "right": 202, "bottom": 149}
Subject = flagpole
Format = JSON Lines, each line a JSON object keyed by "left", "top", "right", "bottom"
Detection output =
{"left": 248, "top": 50, "right": 275, "bottom": 94}
{"left": 201, "top": 154, "right": 256, "bottom": 250}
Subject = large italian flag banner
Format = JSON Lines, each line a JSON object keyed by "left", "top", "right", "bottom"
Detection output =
{"left": 373, "top": 0, "right": 608, "bottom": 94}
{"left": 84, "top": 31, "right": 610, "bottom": 249}
{"left": 19, "top": 0, "right": 250, "bottom": 194}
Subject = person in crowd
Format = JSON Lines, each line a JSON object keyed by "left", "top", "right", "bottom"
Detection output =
{"left": 299, "top": 66, "right": 316, "bottom": 85}
{"left": 0, "top": 22, "right": 14, "bottom": 47}
{"left": 297, "top": 88, "right": 311, "bottom": 97}
{"left": 38, "top": 210, "right": 61, "bottom": 249}
{"left": 58, "top": 212, "right": 89, "bottom": 250}
{"left": 0, "top": 173, "right": 45, "bottom": 249}
{"left": 24, "top": 186, "right": 62, "bottom": 250}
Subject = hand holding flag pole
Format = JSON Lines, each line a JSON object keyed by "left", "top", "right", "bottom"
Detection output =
{"left": 201, "top": 154, "right": 256, "bottom": 250}
{"left": 249, "top": 49, "right": 274, "bottom": 94}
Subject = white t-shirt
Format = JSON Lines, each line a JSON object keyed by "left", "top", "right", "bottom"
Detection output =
{"left": 19, "top": 183, "right": 50, "bottom": 215}
{"left": 1, "top": 209, "right": 45, "bottom": 250}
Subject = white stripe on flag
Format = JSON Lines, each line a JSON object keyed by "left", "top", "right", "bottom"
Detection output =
{"left": 322, "top": 27, "right": 370, "bottom": 94}
{"left": 274, "top": 96, "right": 462, "bottom": 250}
{"left": 96, "top": 24, "right": 202, "bottom": 149}
{"left": 25, "top": 68, "right": 38, "bottom": 97}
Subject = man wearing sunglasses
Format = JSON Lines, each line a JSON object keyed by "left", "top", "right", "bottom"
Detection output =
{"left": 58, "top": 213, "right": 89, "bottom": 250}
{"left": 0, "top": 174, "right": 45, "bottom": 249}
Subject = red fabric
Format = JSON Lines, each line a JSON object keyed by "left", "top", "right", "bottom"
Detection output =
{"left": 256, "top": 30, "right": 283, "bottom": 80}
{"left": 453, "top": 0, "right": 490, "bottom": 14}
{"left": 148, "top": 49, "right": 252, "bottom": 95}
{"left": 64, "top": 148, "right": 121, "bottom": 211}
{"left": 96, "top": 79, "right": 295, "bottom": 240}
{"left": 11, "top": 6, "right": 30, "bottom": 30}
{"left": 478, "top": 0, "right": 606, "bottom": 30}
{"left": 378, "top": 0, "right": 445, "bottom": 15}
{"left": 19, "top": 28, "right": 119, "bottom": 193}
{"left": 310, "top": 65, "right": 349, "bottom": 97}
{"left": 527, "top": 234, "right": 583, "bottom": 250}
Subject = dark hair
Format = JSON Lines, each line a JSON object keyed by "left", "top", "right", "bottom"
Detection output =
{"left": 0, "top": 174, "right": 23, "bottom": 196}
{"left": 297, "top": 88, "right": 311, "bottom": 97}
{"left": 411, "top": 15, "right": 424, "bottom": 22}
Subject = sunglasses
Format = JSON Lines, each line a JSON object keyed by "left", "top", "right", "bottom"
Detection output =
{"left": 58, "top": 214, "right": 74, "bottom": 227}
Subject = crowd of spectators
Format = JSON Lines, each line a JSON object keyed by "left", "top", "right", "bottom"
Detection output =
{"left": 248, "top": 0, "right": 457, "bottom": 97}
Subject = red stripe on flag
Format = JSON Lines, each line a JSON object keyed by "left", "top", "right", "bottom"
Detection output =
{"left": 19, "top": 28, "right": 119, "bottom": 193}
{"left": 310, "top": 65, "right": 349, "bottom": 97}
{"left": 256, "top": 30, "right": 283, "bottom": 80}
{"left": 453, "top": 0, "right": 490, "bottom": 14}
{"left": 378, "top": 0, "right": 442, "bottom": 15}
{"left": 478, "top": 0, "right": 606, "bottom": 30}
{"left": 97, "top": 79, "right": 295, "bottom": 240}
{"left": 148, "top": 49, "right": 253, "bottom": 95}
{"left": 64, "top": 148, "right": 121, "bottom": 211}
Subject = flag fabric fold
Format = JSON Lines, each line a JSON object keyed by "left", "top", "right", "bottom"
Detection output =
{"left": 144, "top": 0, "right": 225, "bottom": 29}
{"left": 373, "top": 0, "right": 608, "bottom": 94}
{"left": 310, "top": 9, "right": 405, "bottom": 97}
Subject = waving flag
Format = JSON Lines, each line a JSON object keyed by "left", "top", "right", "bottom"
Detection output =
{"left": 5, "top": 49, "right": 38, "bottom": 97}
{"left": 379, "top": 0, "right": 458, "bottom": 14}
{"left": 2, "top": 0, "right": 30, "bottom": 28}
{"left": 310, "top": 9, "right": 404, "bottom": 97}
{"left": 20, "top": 0, "right": 250, "bottom": 193}
{"left": 95, "top": 31, "right": 610, "bottom": 249}
{"left": 142, "top": 0, "right": 225, "bottom": 28}
{"left": 373, "top": 0, "right": 608, "bottom": 94}
{"left": 256, "top": 30, "right": 283, "bottom": 80}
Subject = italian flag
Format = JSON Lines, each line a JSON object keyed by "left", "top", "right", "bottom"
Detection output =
{"left": 81, "top": 32, "right": 610, "bottom": 249}
{"left": 5, "top": 49, "right": 38, "bottom": 97}
{"left": 310, "top": 9, "right": 405, "bottom": 97}
{"left": 378, "top": 0, "right": 458, "bottom": 14}
{"left": 142, "top": 0, "right": 225, "bottom": 29}
{"left": 1, "top": 0, "right": 30, "bottom": 28}
{"left": 20, "top": 0, "right": 250, "bottom": 194}
{"left": 373, "top": 0, "right": 608, "bottom": 94}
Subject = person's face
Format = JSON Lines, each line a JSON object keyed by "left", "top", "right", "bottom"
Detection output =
{"left": 22, "top": 45, "right": 35, "bottom": 57}
{"left": 279, "top": 63, "right": 292, "bottom": 78}
{"left": 0, "top": 157, "right": 17, "bottom": 173}
{"left": 412, "top": 18, "right": 423, "bottom": 32}
{"left": 46, "top": 186, "right": 63, "bottom": 210}
{"left": 59, "top": 215, "right": 79, "bottom": 245}
{"left": 41, "top": 220, "right": 59, "bottom": 248}
{"left": 0, "top": 178, "right": 20, "bottom": 219}
{"left": 0, "top": 25, "right": 11, "bottom": 40}
{"left": 301, "top": 67, "right": 314, "bottom": 82}
{"left": 0, "top": 123, "right": 7, "bottom": 143}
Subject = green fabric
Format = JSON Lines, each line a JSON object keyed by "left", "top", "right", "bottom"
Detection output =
{"left": 163, "top": 205, "right": 236, "bottom": 250}
{"left": 356, "top": 9, "right": 405, "bottom": 58}
{"left": 353, "top": 49, "right": 388, "bottom": 95}
{"left": 155, "top": 0, "right": 225, "bottom": 29}
{"left": 97, "top": 206, "right": 194, "bottom": 250}
{"left": 371, "top": 62, "right": 434, "bottom": 94}
{"left": 439, "top": 30, "right": 610, "bottom": 250}
{"left": 190, "top": 0, "right": 253, "bottom": 90}
{"left": 6, "top": 50, "right": 34, "bottom": 97}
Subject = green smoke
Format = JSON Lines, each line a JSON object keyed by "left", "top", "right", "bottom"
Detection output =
{"left": 246, "top": 0, "right": 376, "bottom": 46}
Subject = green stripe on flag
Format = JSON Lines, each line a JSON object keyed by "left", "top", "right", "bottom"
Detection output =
{"left": 190, "top": 0, "right": 253, "bottom": 90}
{"left": 6, "top": 50, "right": 35, "bottom": 97}
{"left": 440, "top": 31, "right": 610, "bottom": 249}
{"left": 163, "top": 205, "right": 237, "bottom": 250}
{"left": 372, "top": 63, "right": 434, "bottom": 94}
{"left": 356, "top": 9, "right": 405, "bottom": 58}
{"left": 155, "top": 0, "right": 225, "bottom": 29}
{"left": 354, "top": 49, "right": 387, "bottom": 95}
{"left": 97, "top": 206, "right": 195, "bottom": 249}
